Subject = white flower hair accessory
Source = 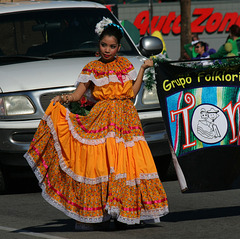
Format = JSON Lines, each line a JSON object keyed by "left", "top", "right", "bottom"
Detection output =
{"left": 95, "top": 17, "right": 113, "bottom": 36}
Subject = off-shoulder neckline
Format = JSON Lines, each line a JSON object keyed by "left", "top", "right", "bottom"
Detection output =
{"left": 95, "top": 56, "right": 126, "bottom": 65}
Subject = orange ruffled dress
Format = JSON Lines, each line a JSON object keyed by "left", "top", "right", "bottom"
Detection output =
{"left": 24, "top": 56, "right": 168, "bottom": 225}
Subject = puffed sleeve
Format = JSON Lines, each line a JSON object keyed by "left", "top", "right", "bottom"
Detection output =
{"left": 74, "top": 61, "right": 96, "bottom": 87}
{"left": 117, "top": 56, "right": 137, "bottom": 81}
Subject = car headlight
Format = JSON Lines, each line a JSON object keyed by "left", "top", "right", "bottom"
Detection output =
{"left": 0, "top": 96, "right": 35, "bottom": 116}
{"left": 142, "top": 85, "right": 159, "bottom": 105}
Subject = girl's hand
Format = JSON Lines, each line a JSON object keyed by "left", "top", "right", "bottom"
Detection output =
{"left": 141, "top": 59, "right": 154, "bottom": 70}
{"left": 51, "top": 95, "right": 62, "bottom": 104}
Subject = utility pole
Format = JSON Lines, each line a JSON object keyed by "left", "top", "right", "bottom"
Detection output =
{"left": 149, "top": 0, "right": 153, "bottom": 35}
{"left": 180, "top": 0, "right": 192, "bottom": 60}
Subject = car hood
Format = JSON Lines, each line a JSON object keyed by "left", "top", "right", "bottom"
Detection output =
{"left": 0, "top": 56, "right": 144, "bottom": 93}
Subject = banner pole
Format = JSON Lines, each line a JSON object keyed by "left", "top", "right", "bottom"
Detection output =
{"left": 168, "top": 139, "right": 188, "bottom": 192}
{"left": 148, "top": 0, "right": 153, "bottom": 35}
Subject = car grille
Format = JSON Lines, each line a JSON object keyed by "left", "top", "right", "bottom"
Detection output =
{"left": 12, "top": 132, "right": 36, "bottom": 143}
{"left": 40, "top": 90, "right": 74, "bottom": 111}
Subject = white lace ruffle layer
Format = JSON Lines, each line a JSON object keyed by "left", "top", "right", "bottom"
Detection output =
{"left": 75, "top": 68, "right": 137, "bottom": 87}
{"left": 24, "top": 152, "right": 112, "bottom": 223}
{"left": 65, "top": 109, "right": 146, "bottom": 147}
{"left": 24, "top": 152, "right": 168, "bottom": 225}
{"left": 105, "top": 204, "right": 169, "bottom": 225}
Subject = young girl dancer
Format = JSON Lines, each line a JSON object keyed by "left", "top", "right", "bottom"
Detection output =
{"left": 24, "top": 17, "right": 168, "bottom": 231}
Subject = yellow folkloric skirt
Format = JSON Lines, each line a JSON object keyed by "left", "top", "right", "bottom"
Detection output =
{"left": 25, "top": 99, "right": 168, "bottom": 224}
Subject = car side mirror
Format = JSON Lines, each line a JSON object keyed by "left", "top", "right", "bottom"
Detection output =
{"left": 139, "top": 36, "right": 163, "bottom": 57}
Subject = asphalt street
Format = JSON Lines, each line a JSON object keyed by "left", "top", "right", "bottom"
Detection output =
{"left": 0, "top": 178, "right": 240, "bottom": 239}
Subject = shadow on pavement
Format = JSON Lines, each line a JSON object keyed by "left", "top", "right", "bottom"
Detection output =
{"left": 162, "top": 205, "right": 240, "bottom": 222}
{"left": 14, "top": 219, "right": 162, "bottom": 233}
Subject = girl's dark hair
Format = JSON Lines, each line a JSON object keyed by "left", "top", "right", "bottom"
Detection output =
{"left": 99, "top": 24, "right": 123, "bottom": 44}
{"left": 196, "top": 41, "right": 208, "bottom": 52}
{"left": 229, "top": 24, "right": 240, "bottom": 37}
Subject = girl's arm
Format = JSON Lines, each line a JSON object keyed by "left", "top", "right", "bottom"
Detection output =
{"left": 183, "top": 43, "right": 193, "bottom": 58}
{"left": 51, "top": 82, "right": 91, "bottom": 104}
{"left": 132, "top": 59, "right": 153, "bottom": 97}
{"left": 210, "top": 44, "right": 227, "bottom": 58}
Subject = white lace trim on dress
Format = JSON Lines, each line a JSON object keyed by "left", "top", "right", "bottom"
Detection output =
{"left": 24, "top": 154, "right": 168, "bottom": 225}
{"left": 105, "top": 203, "right": 169, "bottom": 225}
{"left": 110, "top": 167, "right": 159, "bottom": 186}
{"left": 65, "top": 109, "right": 146, "bottom": 147}
{"left": 75, "top": 68, "right": 137, "bottom": 87}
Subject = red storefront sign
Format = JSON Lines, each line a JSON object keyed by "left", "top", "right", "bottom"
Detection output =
{"left": 134, "top": 8, "right": 240, "bottom": 35}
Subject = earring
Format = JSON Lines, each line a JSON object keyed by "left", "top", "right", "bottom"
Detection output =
{"left": 95, "top": 51, "right": 100, "bottom": 57}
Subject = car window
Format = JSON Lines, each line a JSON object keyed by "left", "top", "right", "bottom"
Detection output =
{"left": 0, "top": 8, "right": 138, "bottom": 61}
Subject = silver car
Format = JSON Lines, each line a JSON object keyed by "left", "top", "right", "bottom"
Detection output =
{"left": 0, "top": 1, "right": 170, "bottom": 192}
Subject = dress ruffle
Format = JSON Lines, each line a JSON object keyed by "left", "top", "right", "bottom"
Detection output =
{"left": 25, "top": 103, "right": 168, "bottom": 224}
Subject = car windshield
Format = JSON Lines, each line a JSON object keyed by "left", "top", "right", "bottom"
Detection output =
{"left": 0, "top": 8, "right": 138, "bottom": 62}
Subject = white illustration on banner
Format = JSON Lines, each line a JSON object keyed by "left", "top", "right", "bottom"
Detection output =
{"left": 191, "top": 104, "right": 228, "bottom": 144}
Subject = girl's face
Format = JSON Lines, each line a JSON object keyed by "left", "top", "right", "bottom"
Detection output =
{"left": 194, "top": 43, "right": 204, "bottom": 56}
{"left": 99, "top": 35, "right": 121, "bottom": 63}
